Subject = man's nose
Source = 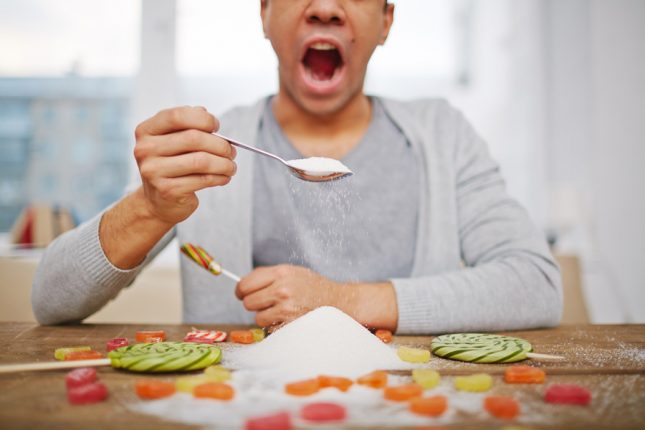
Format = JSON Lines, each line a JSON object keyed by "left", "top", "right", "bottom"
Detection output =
{"left": 305, "top": 0, "right": 346, "bottom": 25}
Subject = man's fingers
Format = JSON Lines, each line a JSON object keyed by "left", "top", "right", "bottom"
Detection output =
{"left": 242, "top": 288, "right": 276, "bottom": 312}
{"left": 255, "top": 306, "right": 286, "bottom": 329}
{"left": 235, "top": 266, "right": 281, "bottom": 300}
{"left": 135, "top": 106, "right": 219, "bottom": 138}
{"left": 148, "top": 174, "right": 233, "bottom": 197}
{"left": 143, "top": 152, "right": 237, "bottom": 179}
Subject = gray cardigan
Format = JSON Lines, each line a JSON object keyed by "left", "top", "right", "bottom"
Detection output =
{"left": 32, "top": 97, "right": 563, "bottom": 334}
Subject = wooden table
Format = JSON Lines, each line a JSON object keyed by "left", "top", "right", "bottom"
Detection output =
{"left": 0, "top": 323, "right": 643, "bottom": 429}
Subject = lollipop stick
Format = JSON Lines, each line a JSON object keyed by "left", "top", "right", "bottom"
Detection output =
{"left": 0, "top": 358, "right": 111, "bottom": 374}
{"left": 526, "top": 352, "right": 566, "bottom": 361}
{"left": 220, "top": 267, "right": 241, "bottom": 283}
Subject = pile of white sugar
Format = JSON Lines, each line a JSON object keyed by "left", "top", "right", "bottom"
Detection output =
{"left": 224, "top": 306, "right": 411, "bottom": 380}
{"left": 286, "top": 157, "right": 352, "bottom": 176}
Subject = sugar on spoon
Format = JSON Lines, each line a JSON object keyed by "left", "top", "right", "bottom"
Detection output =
{"left": 213, "top": 132, "right": 353, "bottom": 182}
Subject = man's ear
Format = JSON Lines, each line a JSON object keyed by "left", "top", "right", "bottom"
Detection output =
{"left": 380, "top": 3, "right": 395, "bottom": 45}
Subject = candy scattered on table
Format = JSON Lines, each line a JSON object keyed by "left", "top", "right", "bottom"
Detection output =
{"left": 54, "top": 346, "right": 91, "bottom": 361}
{"left": 203, "top": 365, "right": 231, "bottom": 382}
{"left": 504, "top": 365, "right": 546, "bottom": 384}
{"left": 412, "top": 368, "right": 441, "bottom": 389}
{"left": 184, "top": 329, "right": 227, "bottom": 343}
{"left": 409, "top": 395, "right": 448, "bottom": 417}
{"left": 397, "top": 346, "right": 431, "bottom": 363}
{"left": 251, "top": 328, "right": 266, "bottom": 342}
{"left": 484, "top": 395, "right": 520, "bottom": 420}
{"left": 301, "top": 402, "right": 347, "bottom": 422}
{"left": 285, "top": 378, "right": 320, "bottom": 396}
{"left": 108, "top": 342, "right": 221, "bottom": 372}
{"left": 68, "top": 382, "right": 108, "bottom": 405}
{"left": 357, "top": 370, "right": 388, "bottom": 388}
{"left": 454, "top": 373, "right": 493, "bottom": 392}
{"left": 318, "top": 375, "right": 353, "bottom": 392}
{"left": 65, "top": 368, "right": 97, "bottom": 389}
{"left": 230, "top": 330, "right": 255, "bottom": 344}
{"left": 64, "top": 350, "right": 104, "bottom": 361}
{"left": 193, "top": 382, "right": 235, "bottom": 401}
{"left": 544, "top": 384, "right": 592, "bottom": 405}
{"left": 374, "top": 329, "right": 393, "bottom": 343}
{"left": 245, "top": 411, "right": 292, "bottom": 430}
{"left": 431, "top": 333, "right": 532, "bottom": 363}
{"left": 176, "top": 375, "right": 216, "bottom": 393}
{"left": 135, "top": 330, "right": 166, "bottom": 343}
{"left": 106, "top": 338, "right": 129, "bottom": 352}
{"left": 384, "top": 383, "right": 423, "bottom": 401}
{"left": 135, "top": 379, "right": 176, "bottom": 400}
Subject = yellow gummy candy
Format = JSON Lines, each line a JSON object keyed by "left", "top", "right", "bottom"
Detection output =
{"left": 250, "top": 328, "right": 265, "bottom": 342}
{"left": 454, "top": 373, "right": 493, "bottom": 392}
{"left": 54, "top": 346, "right": 91, "bottom": 361}
{"left": 203, "top": 365, "right": 231, "bottom": 382}
{"left": 176, "top": 374, "right": 224, "bottom": 393}
{"left": 412, "top": 369, "right": 441, "bottom": 389}
{"left": 397, "top": 346, "right": 431, "bottom": 363}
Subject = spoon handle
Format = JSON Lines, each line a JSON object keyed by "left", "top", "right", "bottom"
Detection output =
{"left": 213, "top": 132, "right": 286, "bottom": 164}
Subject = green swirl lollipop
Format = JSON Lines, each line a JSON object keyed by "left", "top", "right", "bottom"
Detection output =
{"left": 108, "top": 342, "right": 222, "bottom": 372}
{"left": 431, "top": 333, "right": 533, "bottom": 363}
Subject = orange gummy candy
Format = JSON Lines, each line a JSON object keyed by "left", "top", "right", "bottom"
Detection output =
{"left": 384, "top": 383, "right": 423, "bottom": 401}
{"left": 374, "top": 329, "right": 393, "bottom": 343}
{"left": 64, "top": 350, "right": 104, "bottom": 360}
{"left": 409, "top": 395, "right": 448, "bottom": 417}
{"left": 285, "top": 379, "right": 320, "bottom": 396}
{"left": 484, "top": 396, "right": 520, "bottom": 420}
{"left": 504, "top": 365, "right": 546, "bottom": 384}
{"left": 193, "top": 382, "right": 235, "bottom": 401}
{"left": 318, "top": 375, "right": 353, "bottom": 392}
{"left": 135, "top": 330, "right": 166, "bottom": 343}
{"left": 357, "top": 370, "right": 388, "bottom": 389}
{"left": 135, "top": 380, "right": 176, "bottom": 400}
{"left": 230, "top": 330, "right": 255, "bottom": 344}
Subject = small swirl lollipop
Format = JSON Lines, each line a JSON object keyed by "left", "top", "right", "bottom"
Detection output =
{"left": 180, "top": 243, "right": 240, "bottom": 282}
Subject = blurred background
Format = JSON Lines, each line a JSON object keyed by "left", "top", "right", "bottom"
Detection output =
{"left": 0, "top": 0, "right": 643, "bottom": 324}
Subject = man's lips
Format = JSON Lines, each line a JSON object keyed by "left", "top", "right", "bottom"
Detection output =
{"left": 298, "top": 36, "right": 347, "bottom": 94}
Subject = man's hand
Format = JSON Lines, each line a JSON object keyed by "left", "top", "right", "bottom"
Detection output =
{"left": 134, "top": 106, "right": 237, "bottom": 225}
{"left": 235, "top": 264, "right": 399, "bottom": 331}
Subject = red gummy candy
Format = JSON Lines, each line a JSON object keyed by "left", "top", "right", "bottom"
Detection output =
{"left": 67, "top": 382, "right": 108, "bottom": 405}
{"left": 301, "top": 402, "right": 346, "bottom": 423}
{"left": 106, "top": 337, "right": 129, "bottom": 352}
{"left": 545, "top": 384, "right": 591, "bottom": 405}
{"left": 66, "top": 368, "right": 97, "bottom": 389}
{"left": 245, "top": 411, "right": 292, "bottom": 430}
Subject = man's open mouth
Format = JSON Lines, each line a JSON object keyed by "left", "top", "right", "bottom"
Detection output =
{"left": 302, "top": 42, "right": 344, "bottom": 82}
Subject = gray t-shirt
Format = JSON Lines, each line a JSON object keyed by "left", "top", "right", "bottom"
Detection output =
{"left": 252, "top": 97, "right": 420, "bottom": 283}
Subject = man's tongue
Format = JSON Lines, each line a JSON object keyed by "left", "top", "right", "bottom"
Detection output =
{"left": 304, "top": 49, "right": 340, "bottom": 81}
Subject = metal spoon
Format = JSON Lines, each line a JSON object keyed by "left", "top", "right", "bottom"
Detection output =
{"left": 213, "top": 132, "right": 353, "bottom": 182}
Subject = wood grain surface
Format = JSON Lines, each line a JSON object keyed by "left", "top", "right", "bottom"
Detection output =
{"left": 0, "top": 323, "right": 643, "bottom": 429}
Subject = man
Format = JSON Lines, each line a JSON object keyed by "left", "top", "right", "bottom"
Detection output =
{"left": 32, "top": 0, "right": 562, "bottom": 333}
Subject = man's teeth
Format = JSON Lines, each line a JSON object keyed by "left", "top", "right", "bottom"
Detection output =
{"left": 310, "top": 42, "right": 336, "bottom": 51}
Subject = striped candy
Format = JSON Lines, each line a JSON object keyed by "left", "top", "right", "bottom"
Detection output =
{"left": 184, "top": 329, "right": 227, "bottom": 343}
{"left": 180, "top": 243, "right": 222, "bottom": 275}
{"left": 108, "top": 342, "right": 222, "bottom": 372}
{"left": 431, "top": 333, "right": 532, "bottom": 363}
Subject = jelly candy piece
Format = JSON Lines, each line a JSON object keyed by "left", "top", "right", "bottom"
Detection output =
{"left": 230, "top": 330, "right": 255, "bottom": 344}
{"left": 64, "top": 350, "right": 104, "bottom": 361}
{"left": 106, "top": 338, "right": 129, "bottom": 352}
{"left": 318, "top": 375, "right": 353, "bottom": 392}
{"left": 285, "top": 379, "right": 320, "bottom": 396}
{"left": 251, "top": 328, "right": 266, "bottom": 342}
{"left": 301, "top": 402, "right": 347, "bottom": 422}
{"left": 384, "top": 383, "right": 423, "bottom": 401}
{"left": 454, "top": 373, "right": 493, "bottom": 392}
{"left": 66, "top": 368, "right": 97, "bottom": 389}
{"left": 245, "top": 411, "right": 292, "bottom": 430}
{"left": 397, "top": 346, "right": 431, "bottom": 363}
{"left": 203, "top": 365, "right": 231, "bottom": 382}
{"left": 67, "top": 382, "right": 108, "bottom": 405}
{"left": 193, "top": 382, "right": 235, "bottom": 401}
{"left": 135, "top": 379, "right": 176, "bottom": 399}
{"left": 176, "top": 375, "right": 217, "bottom": 393}
{"left": 135, "top": 330, "right": 166, "bottom": 343}
{"left": 409, "top": 395, "right": 448, "bottom": 417}
{"left": 375, "top": 329, "right": 393, "bottom": 343}
{"left": 357, "top": 370, "right": 388, "bottom": 388}
{"left": 55, "top": 346, "right": 91, "bottom": 361}
{"left": 412, "top": 369, "right": 441, "bottom": 389}
{"left": 484, "top": 396, "right": 520, "bottom": 419}
{"left": 184, "top": 329, "right": 227, "bottom": 343}
{"left": 544, "top": 384, "right": 591, "bottom": 405}
{"left": 504, "top": 365, "right": 546, "bottom": 384}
